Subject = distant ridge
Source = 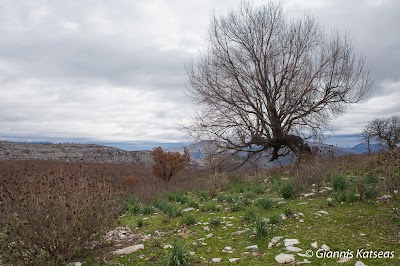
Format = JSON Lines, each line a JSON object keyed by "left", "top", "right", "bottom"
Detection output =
{"left": 0, "top": 141, "right": 152, "bottom": 164}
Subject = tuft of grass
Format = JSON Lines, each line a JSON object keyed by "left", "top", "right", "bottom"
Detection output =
{"left": 199, "top": 202, "right": 217, "bottom": 212}
{"left": 250, "top": 185, "right": 265, "bottom": 195}
{"left": 280, "top": 180, "right": 296, "bottom": 199}
{"left": 334, "top": 190, "right": 358, "bottom": 203}
{"left": 163, "top": 240, "right": 190, "bottom": 266}
{"left": 197, "top": 191, "right": 210, "bottom": 201}
{"left": 137, "top": 218, "right": 146, "bottom": 228}
{"left": 216, "top": 194, "right": 227, "bottom": 202}
{"left": 269, "top": 214, "right": 282, "bottom": 225}
{"left": 243, "top": 197, "right": 252, "bottom": 206}
{"left": 257, "top": 198, "right": 274, "bottom": 210}
{"left": 126, "top": 198, "right": 143, "bottom": 214}
{"left": 141, "top": 205, "right": 154, "bottom": 215}
{"left": 255, "top": 216, "right": 269, "bottom": 238}
{"left": 209, "top": 218, "right": 221, "bottom": 227}
{"left": 243, "top": 208, "right": 256, "bottom": 222}
{"left": 187, "top": 200, "right": 199, "bottom": 209}
{"left": 332, "top": 175, "right": 349, "bottom": 192}
{"left": 181, "top": 214, "right": 196, "bottom": 226}
{"left": 229, "top": 203, "right": 242, "bottom": 212}
{"left": 284, "top": 207, "right": 294, "bottom": 217}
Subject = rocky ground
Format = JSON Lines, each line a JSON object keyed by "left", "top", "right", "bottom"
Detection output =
{"left": 73, "top": 180, "right": 399, "bottom": 266}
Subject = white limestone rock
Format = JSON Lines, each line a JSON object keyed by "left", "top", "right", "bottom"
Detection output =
{"left": 275, "top": 254, "right": 295, "bottom": 264}
{"left": 113, "top": 244, "right": 144, "bottom": 255}
{"left": 284, "top": 238, "right": 300, "bottom": 247}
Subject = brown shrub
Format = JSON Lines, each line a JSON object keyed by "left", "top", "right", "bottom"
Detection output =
{"left": 151, "top": 147, "right": 190, "bottom": 190}
{"left": 0, "top": 161, "right": 127, "bottom": 265}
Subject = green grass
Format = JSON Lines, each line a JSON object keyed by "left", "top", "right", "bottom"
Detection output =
{"left": 84, "top": 178, "right": 400, "bottom": 266}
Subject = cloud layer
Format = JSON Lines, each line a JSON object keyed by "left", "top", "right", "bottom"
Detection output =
{"left": 0, "top": 0, "right": 398, "bottom": 144}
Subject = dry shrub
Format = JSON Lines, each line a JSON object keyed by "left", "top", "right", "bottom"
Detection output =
{"left": 206, "top": 172, "right": 229, "bottom": 195}
{"left": 0, "top": 162, "right": 127, "bottom": 265}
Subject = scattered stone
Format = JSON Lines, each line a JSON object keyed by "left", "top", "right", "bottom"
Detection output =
{"left": 360, "top": 233, "right": 366, "bottom": 236}
{"left": 281, "top": 214, "right": 287, "bottom": 220}
{"left": 378, "top": 195, "right": 391, "bottom": 201}
{"left": 203, "top": 226, "right": 210, "bottom": 231}
{"left": 245, "top": 245, "right": 258, "bottom": 251}
{"left": 318, "top": 210, "right": 329, "bottom": 215}
{"left": 303, "top": 193, "right": 315, "bottom": 197}
{"left": 284, "top": 239, "right": 300, "bottom": 247}
{"left": 189, "top": 252, "right": 195, "bottom": 256}
{"left": 74, "top": 263, "right": 82, "bottom": 266}
{"left": 275, "top": 253, "right": 295, "bottom": 264}
{"left": 183, "top": 207, "right": 195, "bottom": 212}
{"left": 320, "top": 244, "right": 330, "bottom": 251}
{"left": 113, "top": 244, "right": 144, "bottom": 255}
{"left": 232, "top": 230, "right": 246, "bottom": 236}
{"left": 229, "top": 258, "right": 240, "bottom": 263}
{"left": 206, "top": 233, "right": 213, "bottom": 238}
{"left": 223, "top": 246, "right": 233, "bottom": 251}
{"left": 286, "top": 246, "right": 302, "bottom": 252}
{"left": 105, "top": 227, "right": 136, "bottom": 242}
{"left": 226, "top": 223, "right": 233, "bottom": 227}
{"left": 268, "top": 236, "right": 283, "bottom": 249}
{"left": 337, "top": 257, "right": 351, "bottom": 263}
{"left": 297, "top": 259, "right": 311, "bottom": 264}
{"left": 212, "top": 258, "right": 222, "bottom": 262}
{"left": 355, "top": 261, "right": 367, "bottom": 266}
{"left": 271, "top": 236, "right": 283, "bottom": 244}
{"left": 311, "top": 242, "right": 318, "bottom": 249}
{"left": 297, "top": 253, "right": 308, "bottom": 257}
{"left": 163, "top": 244, "right": 173, "bottom": 249}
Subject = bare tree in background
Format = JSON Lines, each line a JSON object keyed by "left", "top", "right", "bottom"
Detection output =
{"left": 186, "top": 2, "right": 371, "bottom": 162}
{"left": 361, "top": 127, "right": 374, "bottom": 155}
{"left": 365, "top": 116, "right": 400, "bottom": 150}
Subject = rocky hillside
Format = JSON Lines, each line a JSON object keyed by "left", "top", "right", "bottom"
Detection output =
{"left": 0, "top": 141, "right": 152, "bottom": 164}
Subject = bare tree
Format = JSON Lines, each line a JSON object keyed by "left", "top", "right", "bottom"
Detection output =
{"left": 361, "top": 127, "right": 374, "bottom": 155}
{"left": 186, "top": 2, "right": 372, "bottom": 162}
{"left": 366, "top": 116, "right": 400, "bottom": 150}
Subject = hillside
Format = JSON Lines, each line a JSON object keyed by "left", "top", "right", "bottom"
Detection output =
{"left": 0, "top": 141, "right": 152, "bottom": 164}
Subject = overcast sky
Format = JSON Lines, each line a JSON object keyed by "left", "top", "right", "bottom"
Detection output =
{"left": 0, "top": 0, "right": 399, "bottom": 147}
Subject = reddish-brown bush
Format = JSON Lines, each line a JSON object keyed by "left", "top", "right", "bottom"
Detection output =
{"left": 151, "top": 147, "right": 190, "bottom": 189}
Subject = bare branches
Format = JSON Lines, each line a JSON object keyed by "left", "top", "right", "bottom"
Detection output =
{"left": 187, "top": 1, "right": 372, "bottom": 162}
{"left": 365, "top": 116, "right": 400, "bottom": 150}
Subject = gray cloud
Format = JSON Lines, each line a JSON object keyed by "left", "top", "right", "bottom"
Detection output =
{"left": 0, "top": 0, "right": 399, "bottom": 145}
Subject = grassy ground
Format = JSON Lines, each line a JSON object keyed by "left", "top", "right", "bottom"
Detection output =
{"left": 85, "top": 179, "right": 400, "bottom": 265}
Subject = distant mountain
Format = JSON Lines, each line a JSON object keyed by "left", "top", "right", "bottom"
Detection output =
{"left": 349, "top": 143, "right": 387, "bottom": 154}
{"left": 183, "top": 141, "right": 357, "bottom": 169}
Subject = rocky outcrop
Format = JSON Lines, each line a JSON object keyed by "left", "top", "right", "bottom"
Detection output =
{"left": 0, "top": 141, "right": 152, "bottom": 164}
